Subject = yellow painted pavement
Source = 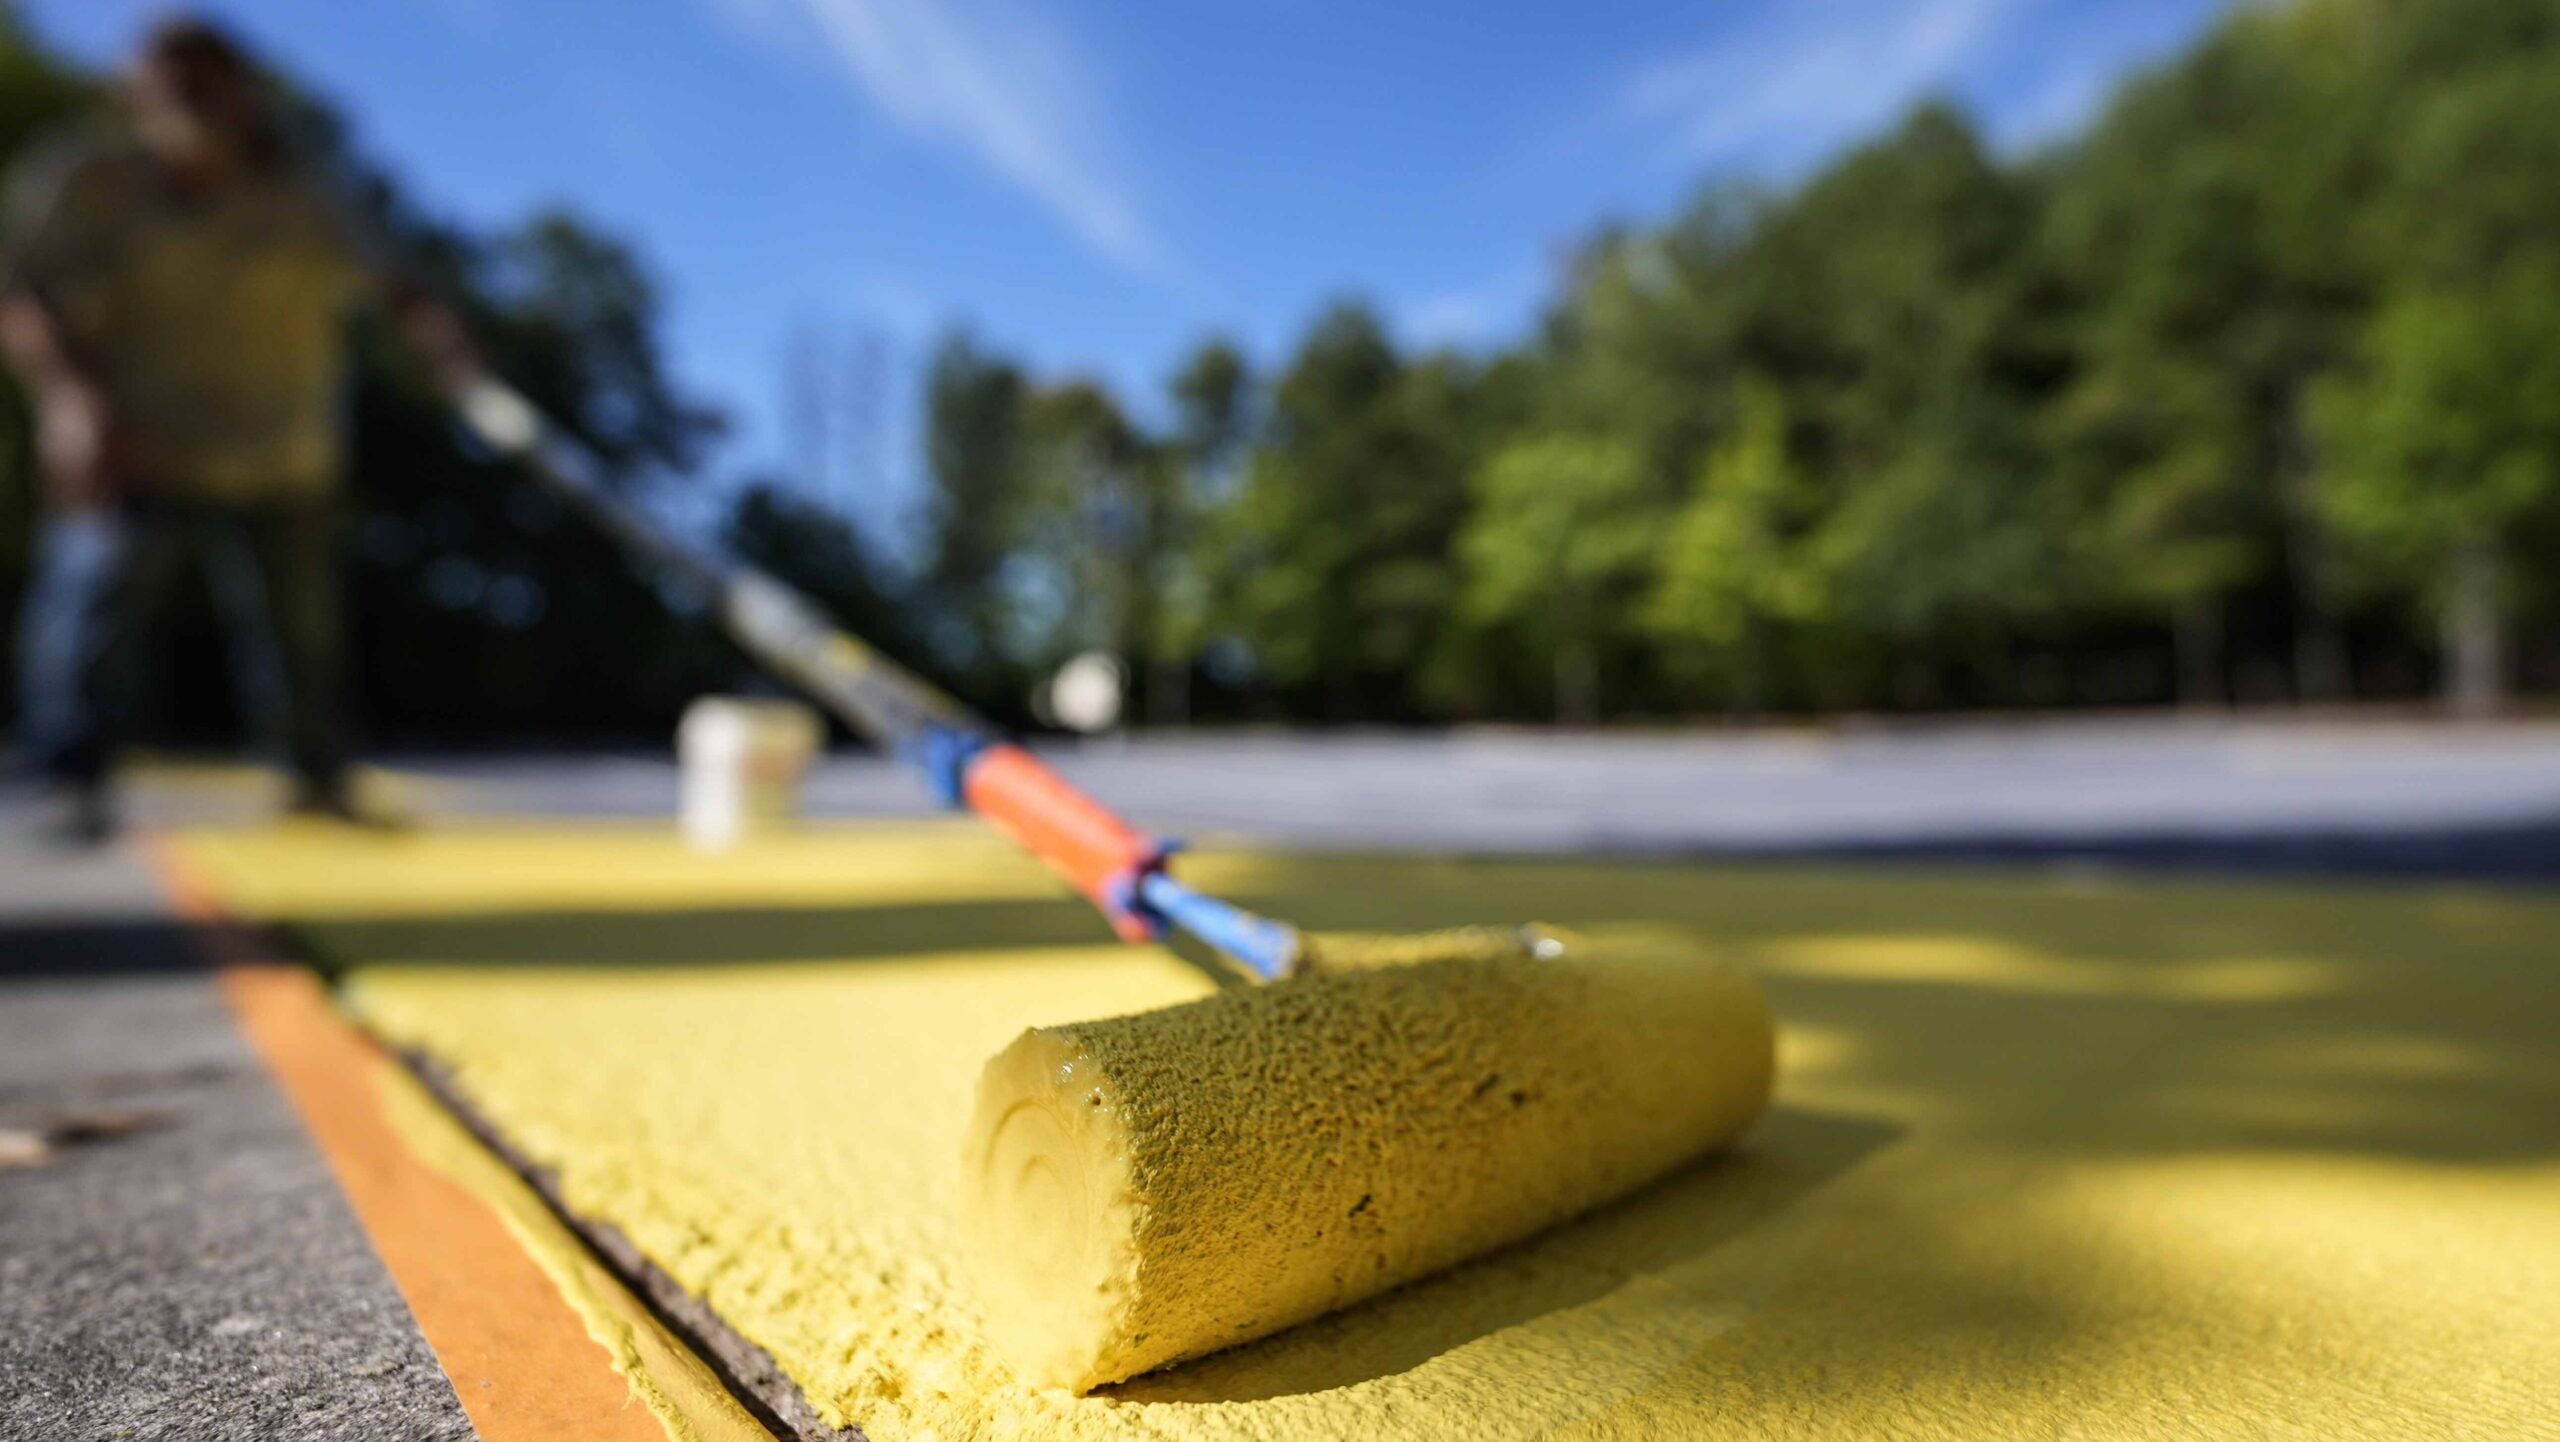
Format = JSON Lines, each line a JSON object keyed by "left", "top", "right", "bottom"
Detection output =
{"left": 175, "top": 821, "right": 2560, "bottom": 1441}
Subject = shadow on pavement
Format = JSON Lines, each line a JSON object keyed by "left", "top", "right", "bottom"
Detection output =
{"left": 1638, "top": 815, "right": 2560, "bottom": 884}
{"left": 268, "top": 895, "right": 1124, "bottom": 974}
{"left": 0, "top": 916, "right": 209, "bottom": 978}
{"left": 1111, "top": 1104, "right": 1902, "bottom": 1404}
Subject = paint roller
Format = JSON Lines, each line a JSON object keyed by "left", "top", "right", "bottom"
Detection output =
{"left": 449, "top": 375, "right": 1776, "bottom": 1392}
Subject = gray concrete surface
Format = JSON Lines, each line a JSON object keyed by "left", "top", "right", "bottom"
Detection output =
{"left": 381, "top": 718, "right": 2560, "bottom": 880}
{"left": 0, "top": 834, "right": 474, "bottom": 1442}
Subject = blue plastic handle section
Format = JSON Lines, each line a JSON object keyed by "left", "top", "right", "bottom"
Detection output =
{"left": 904, "top": 721, "right": 1294, "bottom": 980}
{"left": 1136, "top": 871, "right": 1299, "bottom": 982}
{"left": 907, "top": 722, "right": 993, "bottom": 809}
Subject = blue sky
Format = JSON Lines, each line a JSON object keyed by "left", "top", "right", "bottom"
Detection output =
{"left": 21, "top": 0, "right": 2235, "bottom": 547}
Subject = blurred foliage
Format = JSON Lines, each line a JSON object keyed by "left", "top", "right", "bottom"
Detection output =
{"left": 931, "top": 0, "right": 2560, "bottom": 721}
{"left": 1463, "top": 432, "right": 1657, "bottom": 723}
{"left": 334, "top": 195, "right": 747, "bottom": 741}
{"left": 919, "top": 331, "right": 1030, "bottom": 701}
{"left": 10, "top": 0, "right": 2560, "bottom": 743}
{"left": 1648, "top": 380, "right": 1820, "bottom": 707}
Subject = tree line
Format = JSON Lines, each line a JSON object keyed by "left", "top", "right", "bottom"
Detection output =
{"left": 4, "top": 0, "right": 2555, "bottom": 746}
{"left": 916, "top": 0, "right": 2560, "bottom": 725}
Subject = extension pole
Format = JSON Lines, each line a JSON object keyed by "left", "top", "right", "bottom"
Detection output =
{"left": 451, "top": 376, "right": 1298, "bottom": 980}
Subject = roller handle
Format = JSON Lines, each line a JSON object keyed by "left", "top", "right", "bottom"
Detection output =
{"left": 448, "top": 374, "right": 1301, "bottom": 979}
{"left": 455, "top": 377, "right": 971, "bottom": 750}
{"left": 961, "top": 743, "right": 1163, "bottom": 942}
{"left": 954, "top": 743, "right": 1299, "bottom": 976}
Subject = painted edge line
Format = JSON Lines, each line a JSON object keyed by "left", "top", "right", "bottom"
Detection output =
{"left": 396, "top": 1047, "right": 859, "bottom": 1442}
{"left": 137, "top": 834, "right": 718, "bottom": 1442}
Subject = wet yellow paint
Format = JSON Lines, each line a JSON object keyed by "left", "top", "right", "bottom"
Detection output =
{"left": 175, "top": 824, "right": 2560, "bottom": 1441}
{"left": 370, "top": 1038, "right": 774, "bottom": 1442}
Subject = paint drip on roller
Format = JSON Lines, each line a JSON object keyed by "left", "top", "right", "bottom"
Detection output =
{"left": 963, "top": 933, "right": 1776, "bottom": 1392}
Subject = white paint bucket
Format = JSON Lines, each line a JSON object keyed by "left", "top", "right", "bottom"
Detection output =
{"left": 678, "top": 697, "right": 821, "bottom": 852}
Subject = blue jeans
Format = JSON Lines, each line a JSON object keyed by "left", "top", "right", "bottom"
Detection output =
{"left": 17, "top": 499, "right": 348, "bottom": 794}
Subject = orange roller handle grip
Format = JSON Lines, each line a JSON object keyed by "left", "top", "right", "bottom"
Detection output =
{"left": 961, "top": 744, "right": 1163, "bottom": 941}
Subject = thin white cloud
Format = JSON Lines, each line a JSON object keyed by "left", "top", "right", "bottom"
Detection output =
{"left": 710, "top": 0, "right": 1179, "bottom": 284}
{"left": 1615, "top": 0, "right": 2019, "bottom": 170}
{"left": 1402, "top": 260, "right": 1551, "bottom": 350}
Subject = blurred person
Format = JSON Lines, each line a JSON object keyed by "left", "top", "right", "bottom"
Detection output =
{"left": 2, "top": 15, "right": 470, "bottom": 841}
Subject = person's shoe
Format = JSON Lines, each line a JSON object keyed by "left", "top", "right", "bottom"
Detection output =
{"left": 285, "top": 781, "right": 408, "bottom": 832}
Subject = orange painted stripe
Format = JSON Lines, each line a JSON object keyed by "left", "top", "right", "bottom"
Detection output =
{"left": 142, "top": 839, "right": 669, "bottom": 1442}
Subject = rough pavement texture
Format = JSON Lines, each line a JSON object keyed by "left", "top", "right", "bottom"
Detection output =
{"left": 0, "top": 836, "right": 474, "bottom": 1442}
{"left": 297, "top": 825, "right": 2560, "bottom": 1441}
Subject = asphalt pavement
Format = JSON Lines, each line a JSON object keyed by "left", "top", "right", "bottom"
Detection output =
{"left": 0, "top": 833, "right": 474, "bottom": 1442}
{"left": 5, "top": 716, "right": 2557, "bottom": 1441}
{"left": 399, "top": 717, "right": 2560, "bottom": 880}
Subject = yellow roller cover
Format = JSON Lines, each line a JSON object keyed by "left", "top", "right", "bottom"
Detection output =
{"left": 964, "top": 939, "right": 1776, "bottom": 1391}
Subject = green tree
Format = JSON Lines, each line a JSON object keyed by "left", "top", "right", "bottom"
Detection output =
{"left": 1015, "top": 378, "right": 1171, "bottom": 688}
{"left": 478, "top": 215, "right": 724, "bottom": 472}
{"left": 2311, "top": 5, "right": 2560, "bottom": 714}
{"left": 1155, "top": 337, "right": 1254, "bottom": 721}
{"left": 2313, "top": 264, "right": 2560, "bottom": 714}
{"left": 1170, "top": 337, "right": 1252, "bottom": 476}
{"left": 1748, "top": 105, "right": 2060, "bottom": 707}
{"left": 1648, "top": 381, "right": 1820, "bottom": 710}
{"left": 1219, "top": 303, "right": 1475, "bottom": 718}
{"left": 913, "top": 0, "right": 2560, "bottom": 724}
{"left": 1811, "top": 382, "right": 2060, "bottom": 703}
{"left": 920, "top": 331, "right": 1030, "bottom": 694}
{"left": 1459, "top": 434, "right": 1657, "bottom": 723}
{"left": 1540, "top": 207, "right": 1759, "bottom": 485}
{"left": 2041, "top": 7, "right": 2386, "bottom": 704}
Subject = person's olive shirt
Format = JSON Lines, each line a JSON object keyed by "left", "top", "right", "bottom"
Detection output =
{"left": 2, "top": 125, "right": 374, "bottom": 502}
